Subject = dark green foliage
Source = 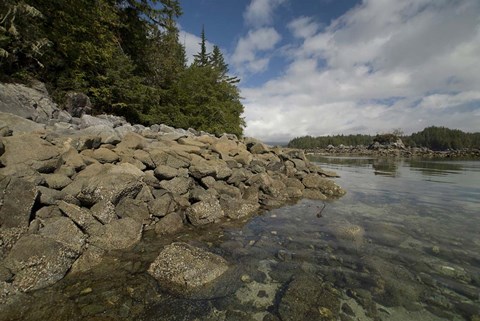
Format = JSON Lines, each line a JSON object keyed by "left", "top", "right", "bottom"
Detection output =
{"left": 288, "top": 134, "right": 373, "bottom": 149}
{"left": 1, "top": 0, "right": 245, "bottom": 135}
{"left": 288, "top": 127, "right": 480, "bottom": 151}
{"left": 0, "top": 0, "right": 49, "bottom": 79}
{"left": 404, "top": 126, "right": 480, "bottom": 150}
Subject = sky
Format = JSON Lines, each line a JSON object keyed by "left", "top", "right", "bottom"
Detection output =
{"left": 178, "top": 0, "right": 480, "bottom": 143}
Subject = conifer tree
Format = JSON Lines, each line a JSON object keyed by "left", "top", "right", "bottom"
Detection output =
{"left": 193, "top": 26, "right": 210, "bottom": 67}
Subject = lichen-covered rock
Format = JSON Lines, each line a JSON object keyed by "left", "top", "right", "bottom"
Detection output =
{"left": 43, "top": 173, "right": 72, "bottom": 190}
{"left": 3, "top": 234, "right": 78, "bottom": 292}
{"left": 69, "top": 245, "right": 105, "bottom": 275}
{"left": 186, "top": 199, "right": 224, "bottom": 226}
{"left": 91, "top": 147, "right": 119, "bottom": 164}
{"left": 147, "top": 242, "right": 228, "bottom": 292}
{"left": 57, "top": 201, "right": 101, "bottom": 234}
{"left": 153, "top": 164, "right": 178, "bottom": 180}
{"left": 0, "top": 175, "right": 38, "bottom": 228}
{"left": 302, "top": 174, "right": 345, "bottom": 197}
{"left": 219, "top": 195, "right": 260, "bottom": 219}
{"left": 149, "top": 193, "right": 177, "bottom": 218}
{"left": 38, "top": 217, "right": 86, "bottom": 253}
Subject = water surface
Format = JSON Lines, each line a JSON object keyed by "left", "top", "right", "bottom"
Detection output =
{"left": 2, "top": 156, "right": 479, "bottom": 321}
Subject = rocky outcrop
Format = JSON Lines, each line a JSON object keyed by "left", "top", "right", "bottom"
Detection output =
{"left": 0, "top": 81, "right": 345, "bottom": 300}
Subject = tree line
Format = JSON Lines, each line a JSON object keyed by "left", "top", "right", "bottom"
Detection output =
{"left": 288, "top": 127, "right": 480, "bottom": 151}
{"left": 0, "top": 0, "right": 244, "bottom": 136}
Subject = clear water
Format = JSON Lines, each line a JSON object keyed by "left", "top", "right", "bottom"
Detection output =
{"left": 2, "top": 157, "right": 479, "bottom": 321}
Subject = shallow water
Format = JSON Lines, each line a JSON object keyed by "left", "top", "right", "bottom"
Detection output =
{"left": 2, "top": 156, "right": 479, "bottom": 321}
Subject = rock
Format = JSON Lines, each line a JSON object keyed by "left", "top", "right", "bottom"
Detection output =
{"left": 302, "top": 173, "right": 345, "bottom": 197}
{"left": 133, "top": 149, "right": 155, "bottom": 169}
{"left": 91, "top": 148, "right": 119, "bottom": 164}
{"left": 278, "top": 274, "right": 340, "bottom": 321}
{"left": 115, "top": 197, "right": 150, "bottom": 224}
{"left": 116, "top": 132, "right": 148, "bottom": 150}
{"left": 61, "top": 148, "right": 86, "bottom": 170}
{"left": 57, "top": 201, "right": 101, "bottom": 235}
{"left": 0, "top": 112, "right": 45, "bottom": 135}
{"left": 147, "top": 242, "right": 229, "bottom": 292}
{"left": 154, "top": 165, "right": 178, "bottom": 180}
{"left": 64, "top": 92, "right": 92, "bottom": 117}
{"left": 212, "top": 136, "right": 238, "bottom": 159}
{"left": 149, "top": 193, "right": 177, "bottom": 218}
{"left": 39, "top": 217, "right": 86, "bottom": 253}
{"left": 219, "top": 195, "right": 260, "bottom": 219}
{"left": 0, "top": 82, "right": 59, "bottom": 123}
{"left": 77, "top": 124, "right": 121, "bottom": 145}
{"left": 35, "top": 205, "right": 63, "bottom": 219}
{"left": 43, "top": 173, "right": 72, "bottom": 190}
{"left": 0, "top": 134, "right": 60, "bottom": 172}
{"left": 189, "top": 163, "right": 217, "bottom": 179}
{"left": 69, "top": 245, "right": 105, "bottom": 274}
{"left": 0, "top": 176, "right": 38, "bottom": 228}
{"left": 154, "top": 212, "right": 184, "bottom": 235}
{"left": 186, "top": 199, "right": 224, "bottom": 226}
{"left": 302, "top": 189, "right": 327, "bottom": 200}
{"left": 90, "top": 200, "right": 117, "bottom": 224}
{"left": 135, "top": 185, "right": 155, "bottom": 203}
{"left": 248, "top": 142, "right": 270, "bottom": 154}
{"left": 3, "top": 234, "right": 78, "bottom": 292}
{"left": 79, "top": 115, "right": 113, "bottom": 129}
{"left": 37, "top": 186, "right": 67, "bottom": 205}
{"left": 62, "top": 163, "right": 144, "bottom": 206}
{"left": 90, "top": 218, "right": 142, "bottom": 251}
{"left": 159, "top": 176, "right": 193, "bottom": 195}
{"left": 178, "top": 137, "right": 206, "bottom": 147}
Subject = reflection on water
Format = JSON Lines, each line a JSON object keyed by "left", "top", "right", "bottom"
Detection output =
{"left": 2, "top": 157, "right": 479, "bottom": 321}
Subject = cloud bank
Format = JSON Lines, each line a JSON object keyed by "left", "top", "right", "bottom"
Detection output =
{"left": 240, "top": 0, "right": 480, "bottom": 142}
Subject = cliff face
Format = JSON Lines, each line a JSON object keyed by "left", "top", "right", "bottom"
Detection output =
{"left": 0, "top": 82, "right": 345, "bottom": 301}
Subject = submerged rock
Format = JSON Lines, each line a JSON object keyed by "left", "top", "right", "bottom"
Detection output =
{"left": 147, "top": 242, "right": 229, "bottom": 293}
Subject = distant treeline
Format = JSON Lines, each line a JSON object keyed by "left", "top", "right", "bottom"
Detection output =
{"left": 288, "top": 127, "right": 480, "bottom": 151}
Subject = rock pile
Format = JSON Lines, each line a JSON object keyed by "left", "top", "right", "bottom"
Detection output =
{"left": 0, "top": 82, "right": 344, "bottom": 301}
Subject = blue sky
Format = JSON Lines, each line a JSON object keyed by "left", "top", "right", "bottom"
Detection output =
{"left": 178, "top": 0, "right": 480, "bottom": 142}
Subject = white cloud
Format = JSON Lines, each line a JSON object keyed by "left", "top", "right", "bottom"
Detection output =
{"left": 232, "top": 27, "right": 281, "bottom": 74}
{"left": 244, "top": 0, "right": 286, "bottom": 27}
{"left": 242, "top": 0, "right": 480, "bottom": 142}
{"left": 288, "top": 16, "right": 320, "bottom": 39}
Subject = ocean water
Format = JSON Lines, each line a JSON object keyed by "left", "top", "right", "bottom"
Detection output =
{"left": 2, "top": 156, "right": 479, "bottom": 321}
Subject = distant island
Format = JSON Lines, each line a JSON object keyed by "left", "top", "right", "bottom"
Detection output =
{"left": 288, "top": 127, "right": 480, "bottom": 158}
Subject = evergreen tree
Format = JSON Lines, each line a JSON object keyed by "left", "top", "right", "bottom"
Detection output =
{"left": 193, "top": 26, "right": 210, "bottom": 67}
{"left": 210, "top": 45, "right": 239, "bottom": 84}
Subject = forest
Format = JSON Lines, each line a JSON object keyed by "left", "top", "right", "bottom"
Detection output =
{"left": 0, "top": 0, "right": 245, "bottom": 136}
{"left": 288, "top": 127, "right": 480, "bottom": 151}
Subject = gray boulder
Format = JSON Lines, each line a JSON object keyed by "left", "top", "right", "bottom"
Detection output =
{"left": 90, "top": 200, "right": 117, "bottom": 224}
{"left": 115, "top": 197, "right": 150, "bottom": 224}
{"left": 147, "top": 242, "right": 228, "bottom": 292}
{"left": 0, "top": 82, "right": 59, "bottom": 123}
{"left": 0, "top": 176, "right": 38, "bottom": 229}
{"left": 38, "top": 217, "right": 86, "bottom": 253}
{"left": 159, "top": 176, "right": 193, "bottom": 195}
{"left": 57, "top": 201, "right": 101, "bottom": 235}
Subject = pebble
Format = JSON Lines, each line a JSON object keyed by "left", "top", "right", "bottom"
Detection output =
{"left": 80, "top": 287, "right": 93, "bottom": 295}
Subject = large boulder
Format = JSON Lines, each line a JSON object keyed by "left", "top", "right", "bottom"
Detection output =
{"left": 154, "top": 212, "right": 184, "bottom": 235}
{"left": 0, "top": 176, "right": 38, "bottom": 229}
{"left": 3, "top": 234, "right": 78, "bottom": 292}
{"left": 0, "top": 134, "right": 60, "bottom": 173}
{"left": 38, "top": 217, "right": 86, "bottom": 253}
{"left": 159, "top": 176, "right": 193, "bottom": 195}
{"left": 62, "top": 163, "right": 144, "bottom": 206}
{"left": 0, "top": 112, "right": 45, "bottom": 135}
{"left": 302, "top": 174, "right": 345, "bottom": 197}
{"left": 57, "top": 201, "right": 101, "bottom": 235}
{"left": 147, "top": 242, "right": 229, "bottom": 293}
{"left": 0, "top": 82, "right": 59, "bottom": 123}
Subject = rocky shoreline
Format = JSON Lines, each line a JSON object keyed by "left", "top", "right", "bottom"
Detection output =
{"left": 0, "top": 82, "right": 345, "bottom": 304}
{"left": 305, "top": 144, "right": 480, "bottom": 159}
